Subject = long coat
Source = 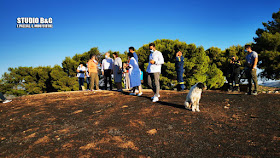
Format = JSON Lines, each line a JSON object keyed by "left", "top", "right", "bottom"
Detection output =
{"left": 113, "top": 57, "right": 122, "bottom": 83}
{"left": 129, "top": 57, "right": 141, "bottom": 88}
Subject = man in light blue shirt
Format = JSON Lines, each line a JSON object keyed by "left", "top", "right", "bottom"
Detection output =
{"left": 245, "top": 45, "right": 258, "bottom": 95}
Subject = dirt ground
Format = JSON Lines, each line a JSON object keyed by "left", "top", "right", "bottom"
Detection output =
{"left": 0, "top": 90, "right": 279, "bottom": 157}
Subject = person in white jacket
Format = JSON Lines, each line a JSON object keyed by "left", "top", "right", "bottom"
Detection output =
{"left": 146, "top": 43, "right": 164, "bottom": 102}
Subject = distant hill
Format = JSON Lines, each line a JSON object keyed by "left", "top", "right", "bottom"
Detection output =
{"left": 260, "top": 81, "right": 280, "bottom": 88}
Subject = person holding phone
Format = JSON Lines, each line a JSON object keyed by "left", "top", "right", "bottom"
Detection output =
{"left": 175, "top": 51, "right": 185, "bottom": 91}
{"left": 77, "top": 63, "right": 86, "bottom": 90}
{"left": 88, "top": 55, "right": 100, "bottom": 91}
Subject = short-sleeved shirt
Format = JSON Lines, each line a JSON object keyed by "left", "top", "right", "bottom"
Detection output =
{"left": 245, "top": 51, "right": 258, "bottom": 68}
{"left": 101, "top": 58, "right": 113, "bottom": 71}
{"left": 88, "top": 59, "right": 98, "bottom": 73}
{"left": 77, "top": 65, "right": 86, "bottom": 78}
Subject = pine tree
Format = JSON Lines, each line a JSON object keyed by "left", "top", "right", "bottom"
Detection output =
{"left": 254, "top": 9, "right": 280, "bottom": 80}
{"left": 50, "top": 65, "right": 78, "bottom": 91}
{"left": 206, "top": 64, "right": 225, "bottom": 89}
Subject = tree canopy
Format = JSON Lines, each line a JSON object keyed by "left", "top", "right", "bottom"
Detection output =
{"left": 254, "top": 9, "right": 280, "bottom": 80}
{"left": 138, "top": 39, "right": 224, "bottom": 89}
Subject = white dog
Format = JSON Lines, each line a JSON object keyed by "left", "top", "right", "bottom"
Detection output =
{"left": 184, "top": 82, "right": 206, "bottom": 112}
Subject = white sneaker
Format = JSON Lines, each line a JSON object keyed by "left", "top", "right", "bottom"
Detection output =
{"left": 137, "top": 92, "right": 143, "bottom": 96}
{"left": 3, "top": 100, "right": 12, "bottom": 104}
{"left": 151, "top": 94, "right": 160, "bottom": 100}
{"left": 129, "top": 93, "right": 136, "bottom": 96}
{"left": 152, "top": 97, "right": 159, "bottom": 102}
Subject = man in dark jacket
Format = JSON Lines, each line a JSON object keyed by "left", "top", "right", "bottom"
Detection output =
{"left": 228, "top": 56, "right": 241, "bottom": 92}
{"left": 175, "top": 51, "right": 185, "bottom": 91}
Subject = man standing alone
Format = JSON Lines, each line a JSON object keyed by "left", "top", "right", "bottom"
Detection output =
{"left": 245, "top": 45, "right": 258, "bottom": 95}
{"left": 175, "top": 51, "right": 185, "bottom": 91}
{"left": 147, "top": 43, "right": 164, "bottom": 102}
{"left": 101, "top": 52, "right": 114, "bottom": 90}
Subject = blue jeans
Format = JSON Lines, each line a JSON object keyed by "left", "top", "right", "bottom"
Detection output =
{"left": 86, "top": 77, "right": 91, "bottom": 90}
{"left": 78, "top": 78, "right": 85, "bottom": 90}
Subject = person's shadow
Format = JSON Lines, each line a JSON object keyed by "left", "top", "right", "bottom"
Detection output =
{"left": 125, "top": 93, "right": 186, "bottom": 110}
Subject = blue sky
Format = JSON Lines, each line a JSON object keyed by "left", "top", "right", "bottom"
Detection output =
{"left": 0, "top": 0, "right": 279, "bottom": 76}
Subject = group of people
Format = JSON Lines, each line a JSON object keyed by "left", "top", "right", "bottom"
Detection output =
{"left": 0, "top": 44, "right": 260, "bottom": 104}
{"left": 76, "top": 43, "right": 164, "bottom": 102}
{"left": 227, "top": 45, "right": 259, "bottom": 95}
{"left": 75, "top": 43, "right": 260, "bottom": 104}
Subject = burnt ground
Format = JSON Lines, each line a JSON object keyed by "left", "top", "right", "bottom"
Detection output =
{"left": 0, "top": 90, "right": 279, "bottom": 157}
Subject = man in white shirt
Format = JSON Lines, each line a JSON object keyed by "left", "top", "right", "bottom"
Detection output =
{"left": 146, "top": 43, "right": 164, "bottom": 102}
{"left": 101, "top": 52, "right": 114, "bottom": 90}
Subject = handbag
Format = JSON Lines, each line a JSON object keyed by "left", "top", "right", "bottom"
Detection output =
{"left": 117, "top": 68, "right": 122, "bottom": 74}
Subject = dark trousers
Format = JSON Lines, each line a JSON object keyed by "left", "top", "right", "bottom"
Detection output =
{"left": 78, "top": 77, "right": 84, "bottom": 90}
{"left": 86, "top": 77, "right": 90, "bottom": 90}
{"left": 148, "top": 72, "right": 160, "bottom": 97}
{"left": 104, "top": 69, "right": 112, "bottom": 90}
{"left": 229, "top": 69, "right": 240, "bottom": 90}
{"left": 176, "top": 70, "right": 184, "bottom": 91}
{"left": 246, "top": 68, "right": 258, "bottom": 93}
{"left": 229, "top": 72, "right": 239, "bottom": 85}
